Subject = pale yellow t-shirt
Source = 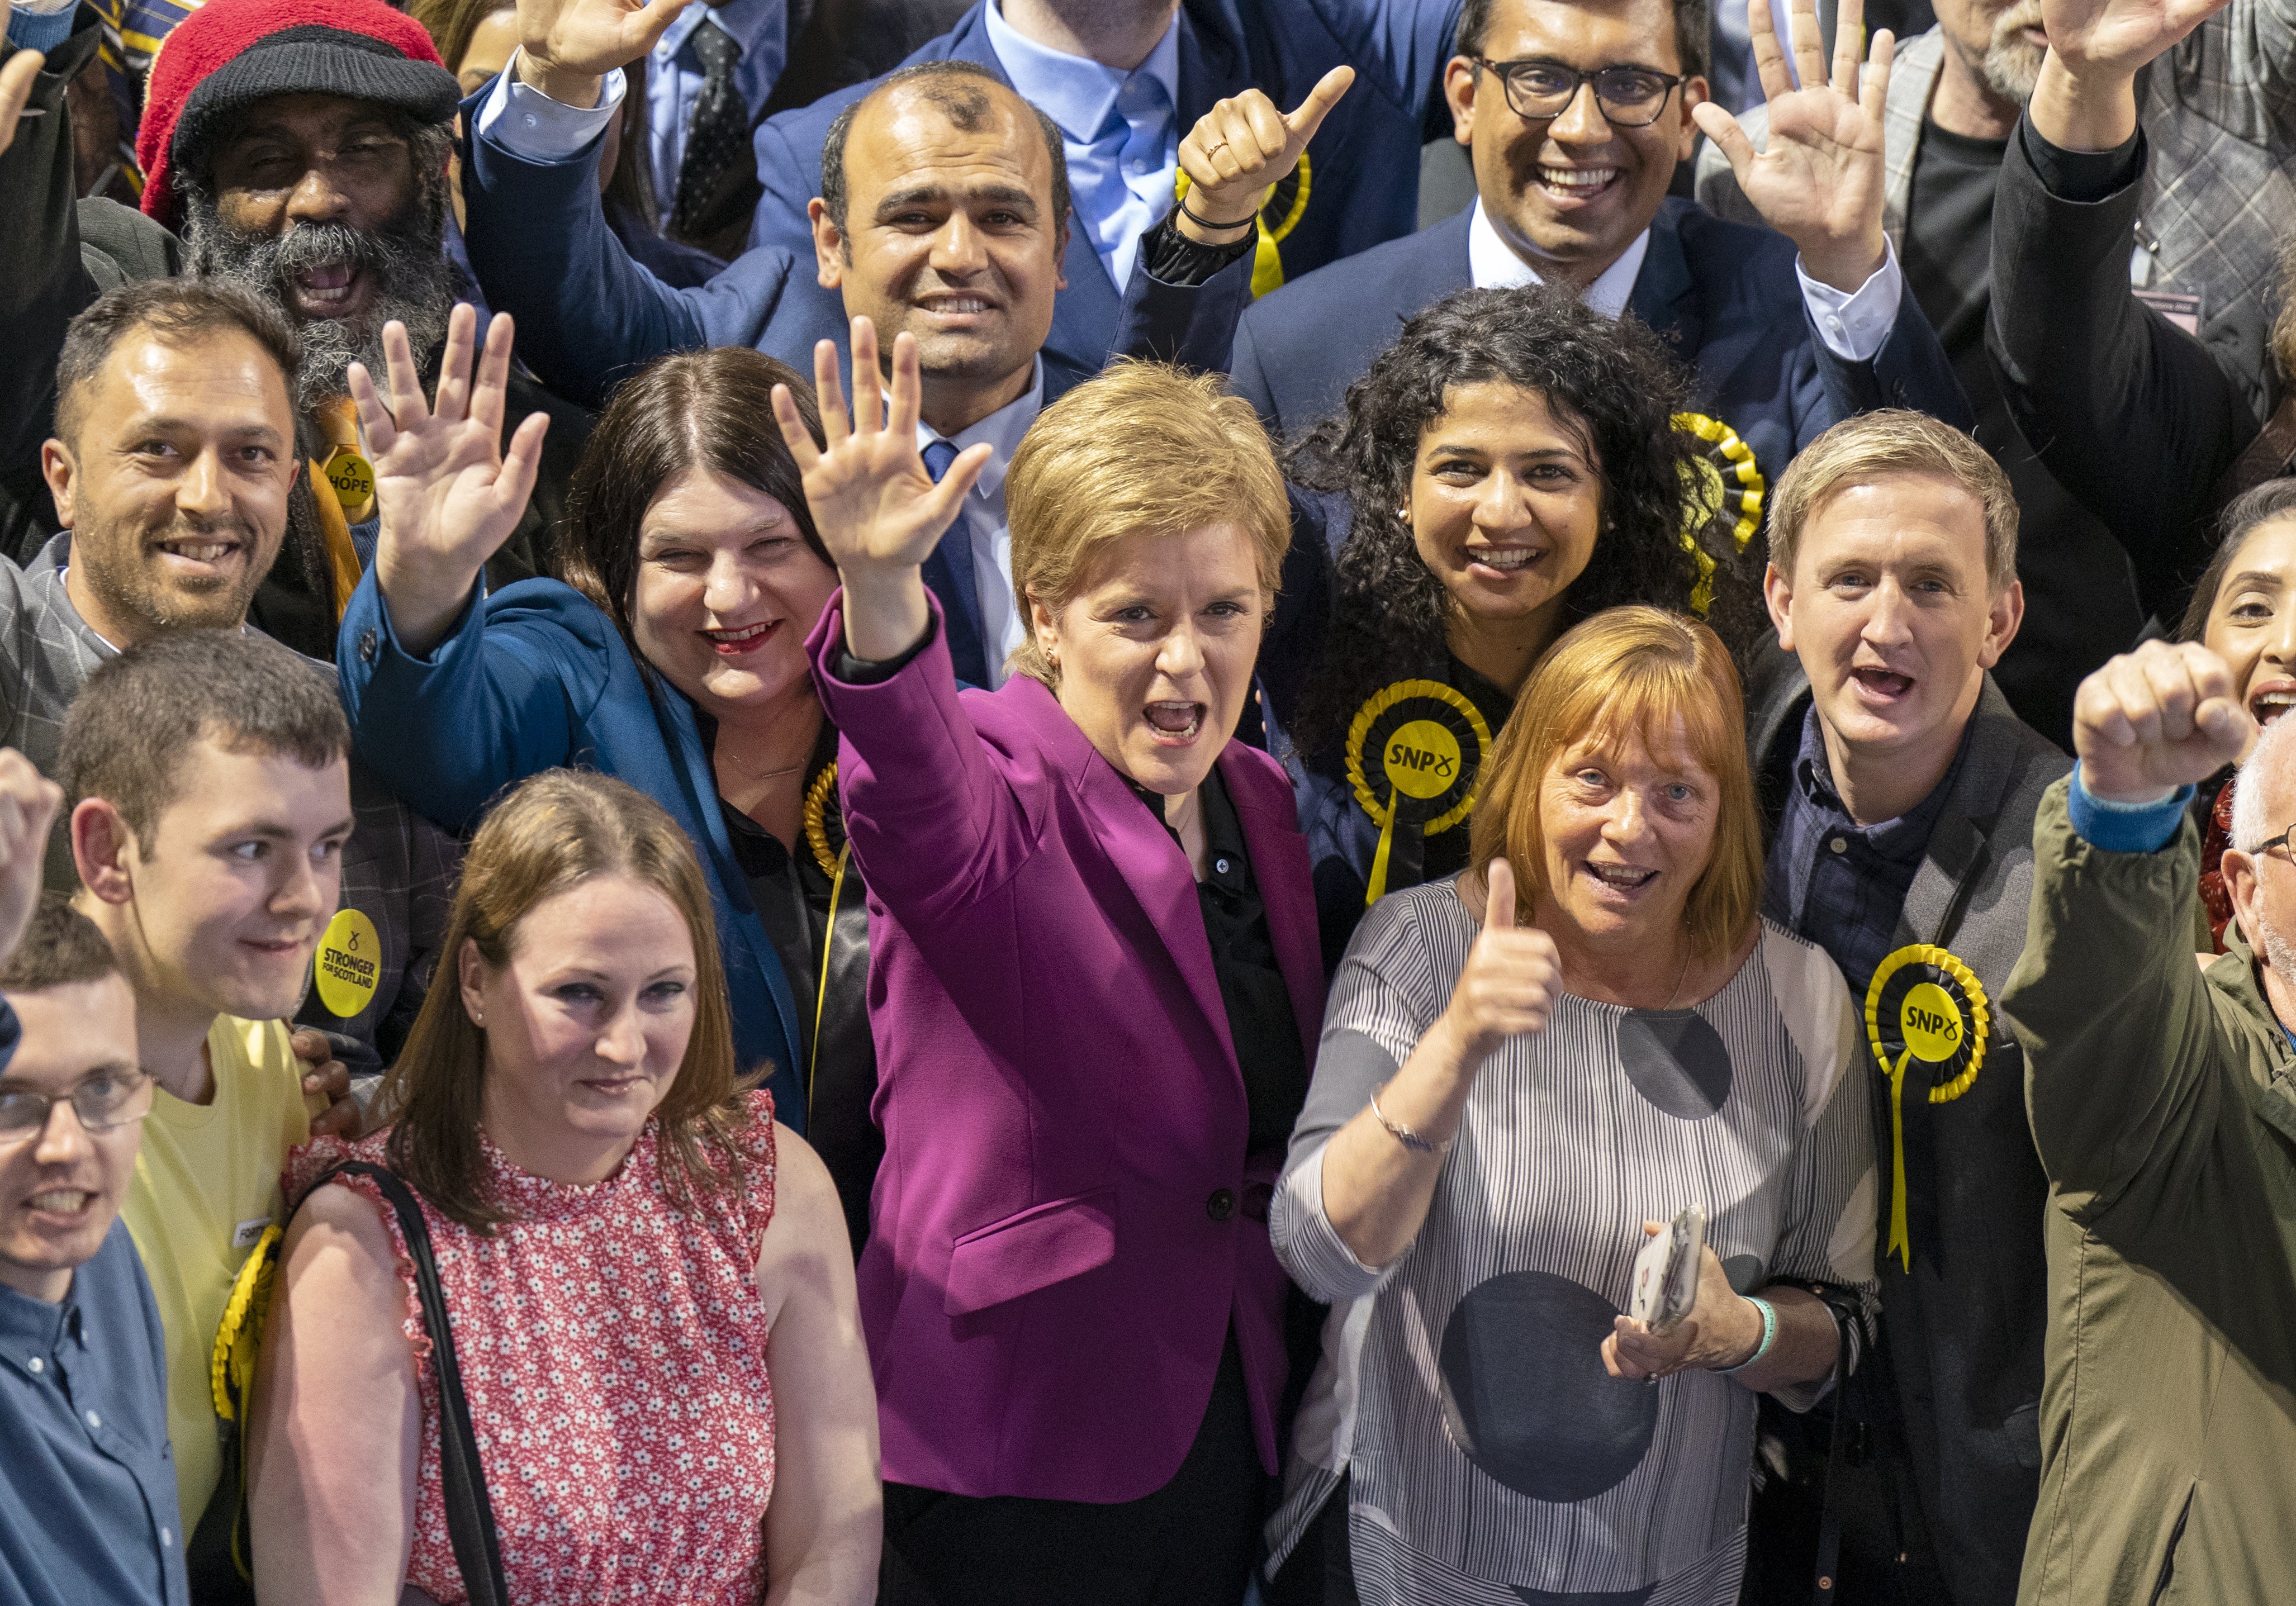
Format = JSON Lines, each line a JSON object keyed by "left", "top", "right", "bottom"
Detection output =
{"left": 119, "top": 1016, "right": 319, "bottom": 1533}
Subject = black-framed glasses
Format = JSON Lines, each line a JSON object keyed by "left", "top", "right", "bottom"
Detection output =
{"left": 1475, "top": 56, "right": 1685, "bottom": 126}
{"left": 0, "top": 1068, "right": 154, "bottom": 1147}
{"left": 2254, "top": 824, "right": 2296, "bottom": 861}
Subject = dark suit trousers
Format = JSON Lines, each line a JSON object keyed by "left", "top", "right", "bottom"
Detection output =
{"left": 879, "top": 1334, "right": 1263, "bottom": 1606}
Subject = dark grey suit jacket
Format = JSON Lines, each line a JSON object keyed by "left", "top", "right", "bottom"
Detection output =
{"left": 1752, "top": 657, "right": 2069, "bottom": 1606}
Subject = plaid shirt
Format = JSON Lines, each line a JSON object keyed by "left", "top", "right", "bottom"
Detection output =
{"left": 1764, "top": 705, "right": 1970, "bottom": 1005}
{"left": 1699, "top": 7, "right": 2296, "bottom": 419}
{"left": 0, "top": 533, "right": 456, "bottom": 1067}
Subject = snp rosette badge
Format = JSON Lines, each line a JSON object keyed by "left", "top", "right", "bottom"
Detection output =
{"left": 1864, "top": 943, "right": 1989, "bottom": 1270}
{"left": 1345, "top": 679, "right": 1492, "bottom": 905}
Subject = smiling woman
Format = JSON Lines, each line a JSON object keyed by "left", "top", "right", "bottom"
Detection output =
{"left": 336, "top": 315, "right": 886, "bottom": 1256}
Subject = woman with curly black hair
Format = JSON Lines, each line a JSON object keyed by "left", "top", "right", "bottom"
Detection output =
{"left": 1259, "top": 284, "right": 1740, "bottom": 968}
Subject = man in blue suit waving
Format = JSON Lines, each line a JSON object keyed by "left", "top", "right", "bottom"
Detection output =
{"left": 1233, "top": 0, "right": 1960, "bottom": 516}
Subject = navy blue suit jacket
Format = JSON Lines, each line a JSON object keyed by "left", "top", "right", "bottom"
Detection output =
{"left": 1230, "top": 200, "right": 1971, "bottom": 491}
{"left": 338, "top": 569, "right": 814, "bottom": 1124}
{"left": 740, "top": 0, "right": 1462, "bottom": 378}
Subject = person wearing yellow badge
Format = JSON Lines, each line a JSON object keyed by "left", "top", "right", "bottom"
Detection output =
{"left": 1256, "top": 284, "right": 1742, "bottom": 971}
{"left": 1747, "top": 411, "right": 2067, "bottom": 1605}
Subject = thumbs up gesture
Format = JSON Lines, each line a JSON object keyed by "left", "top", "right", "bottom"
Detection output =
{"left": 1174, "top": 65, "right": 1355, "bottom": 243}
{"left": 1442, "top": 859, "right": 1562, "bottom": 1063}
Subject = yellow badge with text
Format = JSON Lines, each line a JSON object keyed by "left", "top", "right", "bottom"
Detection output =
{"left": 314, "top": 908, "right": 381, "bottom": 1019}
{"left": 1864, "top": 944, "right": 1989, "bottom": 1270}
{"left": 1345, "top": 680, "right": 1491, "bottom": 907}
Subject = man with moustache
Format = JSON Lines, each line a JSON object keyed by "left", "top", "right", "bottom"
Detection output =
{"left": 0, "top": 766, "right": 191, "bottom": 1606}
{"left": 11, "top": 278, "right": 453, "bottom": 1076}
{"left": 61, "top": 630, "right": 357, "bottom": 1562}
{"left": 1751, "top": 410, "right": 2066, "bottom": 1604}
{"left": 1697, "top": 0, "right": 2142, "bottom": 749}
{"left": 1, "top": 0, "right": 589, "bottom": 658}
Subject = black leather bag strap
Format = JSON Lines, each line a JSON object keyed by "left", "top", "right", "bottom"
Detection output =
{"left": 1760, "top": 1276, "right": 1869, "bottom": 1604}
{"left": 303, "top": 1160, "right": 510, "bottom": 1606}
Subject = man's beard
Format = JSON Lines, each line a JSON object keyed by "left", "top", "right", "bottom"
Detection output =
{"left": 1980, "top": 1, "right": 2048, "bottom": 106}
{"left": 181, "top": 188, "right": 455, "bottom": 412}
{"left": 74, "top": 515, "right": 273, "bottom": 635}
{"left": 2256, "top": 906, "right": 2296, "bottom": 986}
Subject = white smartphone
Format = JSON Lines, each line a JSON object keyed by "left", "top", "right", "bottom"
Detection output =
{"left": 1626, "top": 1205, "right": 1706, "bottom": 1334}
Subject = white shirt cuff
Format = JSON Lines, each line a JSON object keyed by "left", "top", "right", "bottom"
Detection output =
{"left": 473, "top": 51, "right": 627, "bottom": 165}
{"left": 1797, "top": 238, "right": 1903, "bottom": 364}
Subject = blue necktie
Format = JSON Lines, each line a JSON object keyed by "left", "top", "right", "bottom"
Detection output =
{"left": 917, "top": 439, "right": 988, "bottom": 686}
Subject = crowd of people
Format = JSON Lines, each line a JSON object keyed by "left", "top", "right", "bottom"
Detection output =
{"left": 2, "top": 0, "right": 2293, "bottom": 1599}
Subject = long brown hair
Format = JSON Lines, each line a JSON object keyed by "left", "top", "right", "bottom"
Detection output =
{"left": 1467, "top": 607, "right": 1761, "bottom": 964}
{"left": 379, "top": 769, "right": 754, "bottom": 1232}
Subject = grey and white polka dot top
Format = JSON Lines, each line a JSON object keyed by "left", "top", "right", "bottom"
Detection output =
{"left": 1268, "top": 876, "right": 1878, "bottom": 1605}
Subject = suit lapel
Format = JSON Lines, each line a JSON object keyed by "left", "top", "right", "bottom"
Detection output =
{"left": 1220, "top": 746, "right": 1328, "bottom": 1071}
{"left": 1882, "top": 30, "right": 1946, "bottom": 252}
{"left": 1626, "top": 202, "right": 1702, "bottom": 362}
{"left": 1894, "top": 677, "right": 2022, "bottom": 952}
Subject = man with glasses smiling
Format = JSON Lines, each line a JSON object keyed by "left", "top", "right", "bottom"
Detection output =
{"left": 1995, "top": 640, "right": 2296, "bottom": 1603}
{"left": 1230, "top": 0, "right": 1959, "bottom": 518}
{"left": 0, "top": 755, "right": 190, "bottom": 1606}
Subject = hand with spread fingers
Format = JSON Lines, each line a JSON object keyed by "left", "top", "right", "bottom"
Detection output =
{"left": 2074, "top": 639, "right": 2257, "bottom": 802}
{"left": 1690, "top": 0, "right": 1893, "bottom": 293}
{"left": 2029, "top": 0, "right": 2232, "bottom": 146}
{"left": 770, "top": 317, "right": 991, "bottom": 662}
{"left": 514, "top": 0, "right": 697, "bottom": 107}
{"left": 1175, "top": 65, "right": 1355, "bottom": 244}
{"left": 357, "top": 304, "right": 551, "bottom": 657}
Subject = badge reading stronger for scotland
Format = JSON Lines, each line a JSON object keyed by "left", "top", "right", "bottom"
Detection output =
{"left": 1864, "top": 944, "right": 1989, "bottom": 1270}
{"left": 313, "top": 907, "right": 381, "bottom": 1020}
{"left": 1345, "top": 680, "right": 1492, "bottom": 907}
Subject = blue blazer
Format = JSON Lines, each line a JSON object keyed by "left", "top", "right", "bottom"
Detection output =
{"left": 336, "top": 572, "right": 812, "bottom": 1128}
{"left": 739, "top": 0, "right": 1463, "bottom": 379}
{"left": 1230, "top": 199, "right": 1971, "bottom": 489}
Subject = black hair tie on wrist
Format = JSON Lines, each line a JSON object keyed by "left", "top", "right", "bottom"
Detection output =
{"left": 1177, "top": 195, "right": 1255, "bottom": 236}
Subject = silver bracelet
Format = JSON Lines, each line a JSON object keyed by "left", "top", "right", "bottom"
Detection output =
{"left": 1368, "top": 1082, "right": 1453, "bottom": 1156}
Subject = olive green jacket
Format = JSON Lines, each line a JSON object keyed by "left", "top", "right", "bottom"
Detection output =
{"left": 2002, "top": 778, "right": 2296, "bottom": 1605}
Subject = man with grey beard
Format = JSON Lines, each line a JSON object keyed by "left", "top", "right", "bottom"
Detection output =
{"left": 1696, "top": 0, "right": 2141, "bottom": 754}
{"left": 1, "top": 0, "right": 589, "bottom": 660}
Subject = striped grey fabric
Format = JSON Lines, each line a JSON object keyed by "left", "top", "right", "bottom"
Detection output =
{"left": 1267, "top": 880, "right": 1877, "bottom": 1602}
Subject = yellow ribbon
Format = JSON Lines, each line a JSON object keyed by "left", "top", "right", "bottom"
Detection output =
{"left": 1864, "top": 944, "right": 1990, "bottom": 1271}
{"left": 1887, "top": 1045, "right": 1914, "bottom": 1270}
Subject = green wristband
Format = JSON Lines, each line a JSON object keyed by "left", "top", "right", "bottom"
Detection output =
{"left": 1715, "top": 1295, "right": 1776, "bottom": 1375}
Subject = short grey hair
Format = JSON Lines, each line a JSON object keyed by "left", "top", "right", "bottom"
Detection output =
{"left": 2231, "top": 713, "right": 2296, "bottom": 850}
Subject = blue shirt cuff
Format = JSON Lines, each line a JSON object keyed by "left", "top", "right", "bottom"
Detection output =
{"left": 2067, "top": 762, "right": 2193, "bottom": 853}
{"left": 6, "top": 4, "right": 76, "bottom": 52}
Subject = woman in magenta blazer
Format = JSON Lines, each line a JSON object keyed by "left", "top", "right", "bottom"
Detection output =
{"left": 774, "top": 322, "right": 1325, "bottom": 1605}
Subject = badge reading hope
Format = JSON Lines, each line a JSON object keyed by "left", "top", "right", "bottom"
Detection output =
{"left": 1345, "top": 680, "right": 1491, "bottom": 905}
{"left": 314, "top": 908, "right": 381, "bottom": 1019}
{"left": 1863, "top": 944, "right": 1988, "bottom": 1270}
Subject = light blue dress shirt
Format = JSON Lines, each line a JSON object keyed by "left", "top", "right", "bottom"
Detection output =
{"left": 647, "top": 0, "right": 788, "bottom": 227}
{"left": 983, "top": 0, "right": 1180, "bottom": 293}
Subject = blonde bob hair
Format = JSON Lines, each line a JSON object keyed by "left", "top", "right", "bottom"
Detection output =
{"left": 378, "top": 769, "right": 756, "bottom": 1232}
{"left": 1467, "top": 607, "right": 1762, "bottom": 964}
{"left": 1003, "top": 360, "right": 1291, "bottom": 688}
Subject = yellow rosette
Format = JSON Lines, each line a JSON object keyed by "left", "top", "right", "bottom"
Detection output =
{"left": 1672, "top": 411, "right": 1764, "bottom": 617}
{"left": 1864, "top": 944, "right": 1990, "bottom": 1270}
{"left": 1174, "top": 151, "right": 1312, "bottom": 299}
{"left": 1345, "top": 680, "right": 1492, "bottom": 907}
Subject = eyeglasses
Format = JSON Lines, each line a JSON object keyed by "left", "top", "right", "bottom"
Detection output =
{"left": 0, "top": 1069, "right": 154, "bottom": 1147}
{"left": 1474, "top": 56, "right": 1685, "bottom": 127}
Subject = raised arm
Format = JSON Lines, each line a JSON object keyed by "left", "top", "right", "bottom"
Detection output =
{"left": 2003, "top": 642, "right": 2256, "bottom": 1219}
{"left": 754, "top": 1128, "right": 881, "bottom": 1605}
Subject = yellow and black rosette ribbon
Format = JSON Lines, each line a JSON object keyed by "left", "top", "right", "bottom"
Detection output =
{"left": 1174, "top": 151, "right": 1311, "bottom": 300}
{"left": 1672, "top": 412, "right": 1764, "bottom": 617}
{"left": 1864, "top": 944, "right": 1989, "bottom": 1271}
{"left": 802, "top": 761, "right": 846, "bottom": 879}
{"left": 1345, "top": 679, "right": 1491, "bottom": 907}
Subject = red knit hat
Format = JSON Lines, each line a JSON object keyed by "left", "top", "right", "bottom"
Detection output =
{"left": 137, "top": 0, "right": 461, "bottom": 230}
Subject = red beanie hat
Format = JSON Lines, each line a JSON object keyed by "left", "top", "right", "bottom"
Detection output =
{"left": 137, "top": 0, "right": 461, "bottom": 230}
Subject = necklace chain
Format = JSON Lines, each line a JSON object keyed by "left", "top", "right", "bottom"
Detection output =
{"left": 1661, "top": 942, "right": 1694, "bottom": 1010}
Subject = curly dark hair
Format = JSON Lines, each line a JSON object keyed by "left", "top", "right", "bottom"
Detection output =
{"left": 1288, "top": 284, "right": 1706, "bottom": 763}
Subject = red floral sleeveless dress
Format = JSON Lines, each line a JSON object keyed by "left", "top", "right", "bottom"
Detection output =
{"left": 293, "top": 1091, "right": 779, "bottom": 1605}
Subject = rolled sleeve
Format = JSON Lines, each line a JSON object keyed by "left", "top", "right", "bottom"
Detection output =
{"left": 475, "top": 53, "right": 627, "bottom": 164}
{"left": 1800, "top": 240, "right": 1904, "bottom": 364}
{"left": 1271, "top": 1140, "right": 1395, "bottom": 1304}
{"left": 2066, "top": 762, "right": 2194, "bottom": 853}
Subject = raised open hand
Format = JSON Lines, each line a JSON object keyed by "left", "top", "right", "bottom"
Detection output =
{"left": 515, "top": 0, "right": 696, "bottom": 104}
{"left": 1692, "top": 0, "right": 1891, "bottom": 292}
{"left": 2074, "top": 640, "right": 2256, "bottom": 801}
{"left": 353, "top": 305, "right": 549, "bottom": 653}
{"left": 2040, "top": 0, "right": 2231, "bottom": 81}
{"left": 1176, "top": 65, "right": 1355, "bottom": 240}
